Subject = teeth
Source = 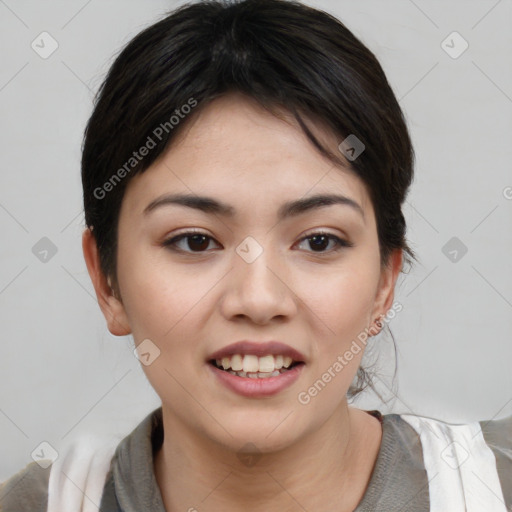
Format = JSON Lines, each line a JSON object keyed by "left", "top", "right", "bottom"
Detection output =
{"left": 231, "top": 354, "right": 243, "bottom": 371}
{"left": 227, "top": 369, "right": 284, "bottom": 378}
{"left": 216, "top": 354, "right": 297, "bottom": 373}
{"left": 258, "top": 355, "right": 274, "bottom": 373}
{"left": 243, "top": 355, "right": 259, "bottom": 373}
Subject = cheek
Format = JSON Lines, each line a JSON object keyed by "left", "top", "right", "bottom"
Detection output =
{"left": 300, "top": 261, "right": 379, "bottom": 336}
{"left": 116, "top": 242, "right": 194, "bottom": 339}
{"left": 297, "top": 253, "right": 380, "bottom": 397}
{"left": 117, "top": 249, "right": 208, "bottom": 394}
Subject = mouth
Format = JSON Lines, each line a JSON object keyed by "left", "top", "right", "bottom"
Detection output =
{"left": 208, "top": 355, "right": 305, "bottom": 379}
{"left": 206, "top": 342, "right": 307, "bottom": 397}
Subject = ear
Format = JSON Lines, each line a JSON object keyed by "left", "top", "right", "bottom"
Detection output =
{"left": 370, "top": 248, "right": 403, "bottom": 332}
{"left": 82, "top": 228, "right": 131, "bottom": 336}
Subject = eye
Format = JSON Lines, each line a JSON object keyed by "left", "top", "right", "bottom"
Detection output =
{"left": 296, "top": 231, "right": 353, "bottom": 253}
{"left": 162, "top": 230, "right": 219, "bottom": 253}
{"left": 162, "top": 230, "right": 353, "bottom": 255}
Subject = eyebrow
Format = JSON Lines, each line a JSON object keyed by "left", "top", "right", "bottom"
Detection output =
{"left": 143, "top": 192, "right": 364, "bottom": 221}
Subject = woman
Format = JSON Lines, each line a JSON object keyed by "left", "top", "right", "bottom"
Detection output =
{"left": 1, "top": 0, "right": 510, "bottom": 510}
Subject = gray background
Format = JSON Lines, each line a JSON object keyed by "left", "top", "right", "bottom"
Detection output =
{"left": 1, "top": 0, "right": 511, "bottom": 480}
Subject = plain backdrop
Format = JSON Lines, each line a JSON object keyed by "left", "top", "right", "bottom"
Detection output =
{"left": 1, "top": 0, "right": 511, "bottom": 480}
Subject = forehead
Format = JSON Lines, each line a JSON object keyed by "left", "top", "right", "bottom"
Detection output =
{"left": 121, "top": 93, "right": 372, "bottom": 222}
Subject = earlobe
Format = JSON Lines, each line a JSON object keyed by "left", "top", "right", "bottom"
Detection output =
{"left": 81, "top": 228, "right": 132, "bottom": 336}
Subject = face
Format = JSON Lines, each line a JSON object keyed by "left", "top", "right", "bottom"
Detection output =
{"left": 84, "top": 93, "right": 401, "bottom": 454}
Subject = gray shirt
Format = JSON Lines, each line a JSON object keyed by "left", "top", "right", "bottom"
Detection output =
{"left": 1, "top": 407, "right": 510, "bottom": 511}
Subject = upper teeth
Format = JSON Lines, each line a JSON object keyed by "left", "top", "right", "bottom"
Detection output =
{"left": 216, "top": 354, "right": 294, "bottom": 373}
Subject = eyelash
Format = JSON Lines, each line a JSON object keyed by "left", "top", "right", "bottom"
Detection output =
{"left": 161, "top": 229, "right": 354, "bottom": 255}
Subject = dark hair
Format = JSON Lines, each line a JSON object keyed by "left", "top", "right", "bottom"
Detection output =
{"left": 81, "top": 0, "right": 416, "bottom": 400}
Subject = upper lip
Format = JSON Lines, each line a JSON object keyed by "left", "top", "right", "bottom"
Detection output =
{"left": 207, "top": 341, "right": 307, "bottom": 363}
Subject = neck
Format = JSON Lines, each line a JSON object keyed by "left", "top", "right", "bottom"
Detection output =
{"left": 154, "top": 403, "right": 382, "bottom": 512}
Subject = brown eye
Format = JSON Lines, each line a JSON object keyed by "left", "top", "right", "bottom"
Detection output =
{"left": 162, "top": 232, "right": 219, "bottom": 253}
{"left": 297, "top": 232, "right": 353, "bottom": 253}
{"left": 162, "top": 230, "right": 353, "bottom": 255}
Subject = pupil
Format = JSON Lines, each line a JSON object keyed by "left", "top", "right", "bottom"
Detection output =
{"left": 189, "top": 234, "right": 209, "bottom": 251}
{"left": 310, "top": 235, "right": 328, "bottom": 251}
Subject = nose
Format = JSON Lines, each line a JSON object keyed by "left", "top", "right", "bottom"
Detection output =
{"left": 218, "top": 242, "right": 297, "bottom": 325}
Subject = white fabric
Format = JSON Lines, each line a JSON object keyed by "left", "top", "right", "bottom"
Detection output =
{"left": 47, "top": 434, "right": 117, "bottom": 512}
{"left": 401, "top": 414, "right": 507, "bottom": 512}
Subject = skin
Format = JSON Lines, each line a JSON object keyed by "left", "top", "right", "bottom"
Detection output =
{"left": 83, "top": 92, "right": 402, "bottom": 512}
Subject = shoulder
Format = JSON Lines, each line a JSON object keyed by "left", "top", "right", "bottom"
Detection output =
{"left": 479, "top": 414, "right": 512, "bottom": 447}
{"left": 0, "top": 461, "right": 51, "bottom": 512}
{"left": 1, "top": 433, "right": 119, "bottom": 512}
{"left": 396, "top": 411, "right": 512, "bottom": 452}
{"left": 394, "top": 411, "right": 512, "bottom": 464}
{"left": 46, "top": 432, "right": 119, "bottom": 511}
{"left": 393, "top": 412, "right": 512, "bottom": 510}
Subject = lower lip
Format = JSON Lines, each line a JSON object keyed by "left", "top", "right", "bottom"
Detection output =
{"left": 207, "top": 362, "right": 305, "bottom": 398}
